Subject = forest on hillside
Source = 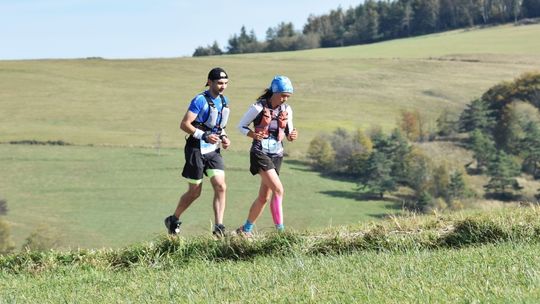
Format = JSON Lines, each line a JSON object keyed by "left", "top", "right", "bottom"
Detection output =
{"left": 193, "top": 0, "right": 540, "bottom": 56}
{"left": 307, "top": 73, "right": 540, "bottom": 211}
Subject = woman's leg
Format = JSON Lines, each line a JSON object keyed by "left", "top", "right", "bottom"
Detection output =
{"left": 240, "top": 168, "right": 283, "bottom": 233}
{"left": 259, "top": 169, "right": 285, "bottom": 229}
{"left": 246, "top": 182, "right": 272, "bottom": 224}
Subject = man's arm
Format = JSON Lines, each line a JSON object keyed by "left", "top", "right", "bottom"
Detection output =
{"left": 180, "top": 110, "right": 219, "bottom": 144}
{"left": 180, "top": 110, "right": 198, "bottom": 134}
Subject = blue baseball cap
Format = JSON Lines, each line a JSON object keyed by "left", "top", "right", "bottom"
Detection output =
{"left": 270, "top": 75, "right": 294, "bottom": 94}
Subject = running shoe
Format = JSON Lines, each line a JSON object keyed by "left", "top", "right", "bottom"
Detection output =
{"left": 213, "top": 224, "right": 226, "bottom": 238}
{"left": 235, "top": 226, "right": 253, "bottom": 238}
{"left": 164, "top": 215, "right": 181, "bottom": 235}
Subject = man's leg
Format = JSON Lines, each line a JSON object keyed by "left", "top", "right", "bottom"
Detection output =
{"left": 174, "top": 181, "right": 203, "bottom": 219}
{"left": 208, "top": 169, "right": 226, "bottom": 225}
{"left": 165, "top": 181, "right": 202, "bottom": 235}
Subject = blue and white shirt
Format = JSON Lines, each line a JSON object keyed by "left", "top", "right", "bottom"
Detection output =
{"left": 188, "top": 91, "right": 229, "bottom": 154}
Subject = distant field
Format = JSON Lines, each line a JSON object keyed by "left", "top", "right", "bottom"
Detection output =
{"left": 1, "top": 24, "right": 539, "bottom": 156}
{"left": 0, "top": 144, "right": 395, "bottom": 249}
{"left": 1, "top": 23, "right": 540, "bottom": 249}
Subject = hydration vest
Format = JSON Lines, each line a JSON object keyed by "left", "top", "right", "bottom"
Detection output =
{"left": 192, "top": 92, "right": 230, "bottom": 132}
{"left": 253, "top": 100, "right": 288, "bottom": 141}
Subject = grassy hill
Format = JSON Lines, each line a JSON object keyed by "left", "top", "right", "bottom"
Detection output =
{"left": 1, "top": 23, "right": 540, "bottom": 249}
{"left": 0, "top": 144, "right": 395, "bottom": 249}
{"left": 1, "top": 206, "right": 540, "bottom": 302}
{"left": 1, "top": 24, "right": 539, "bottom": 155}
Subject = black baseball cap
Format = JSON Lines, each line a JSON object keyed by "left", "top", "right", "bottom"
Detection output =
{"left": 206, "top": 67, "right": 228, "bottom": 86}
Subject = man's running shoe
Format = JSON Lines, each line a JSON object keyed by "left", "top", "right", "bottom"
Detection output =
{"left": 164, "top": 215, "right": 181, "bottom": 235}
{"left": 212, "top": 224, "right": 226, "bottom": 238}
{"left": 235, "top": 226, "right": 253, "bottom": 238}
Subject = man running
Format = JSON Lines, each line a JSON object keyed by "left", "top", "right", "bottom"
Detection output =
{"left": 164, "top": 67, "right": 231, "bottom": 237}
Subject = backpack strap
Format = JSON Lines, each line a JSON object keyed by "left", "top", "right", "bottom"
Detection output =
{"left": 253, "top": 100, "right": 268, "bottom": 126}
{"left": 192, "top": 92, "right": 227, "bottom": 130}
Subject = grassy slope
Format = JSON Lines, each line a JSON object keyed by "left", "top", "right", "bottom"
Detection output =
{"left": 2, "top": 207, "right": 540, "bottom": 303}
{"left": 2, "top": 243, "right": 539, "bottom": 303}
{"left": 1, "top": 24, "right": 539, "bottom": 155}
{"left": 1, "top": 23, "right": 540, "bottom": 249}
{"left": 0, "top": 144, "right": 393, "bottom": 249}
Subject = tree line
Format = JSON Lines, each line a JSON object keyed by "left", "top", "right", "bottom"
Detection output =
{"left": 193, "top": 0, "right": 540, "bottom": 56}
{"left": 459, "top": 72, "right": 540, "bottom": 199}
{"left": 307, "top": 72, "right": 540, "bottom": 212}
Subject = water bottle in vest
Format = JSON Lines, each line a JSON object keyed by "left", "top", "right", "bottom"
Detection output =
{"left": 204, "top": 106, "right": 219, "bottom": 129}
{"left": 220, "top": 106, "right": 230, "bottom": 128}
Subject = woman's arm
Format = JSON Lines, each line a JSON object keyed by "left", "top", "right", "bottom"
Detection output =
{"left": 286, "top": 106, "right": 297, "bottom": 141}
{"left": 237, "top": 103, "right": 263, "bottom": 137}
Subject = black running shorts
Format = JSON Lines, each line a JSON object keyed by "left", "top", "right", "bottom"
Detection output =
{"left": 182, "top": 143, "right": 224, "bottom": 181}
{"left": 250, "top": 152, "right": 282, "bottom": 175}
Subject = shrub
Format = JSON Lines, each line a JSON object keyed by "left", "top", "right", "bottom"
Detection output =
{"left": 0, "top": 220, "right": 15, "bottom": 254}
{"left": 22, "top": 226, "right": 61, "bottom": 252}
{"left": 0, "top": 197, "right": 6, "bottom": 216}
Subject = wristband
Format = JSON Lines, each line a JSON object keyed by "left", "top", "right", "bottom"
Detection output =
{"left": 192, "top": 129, "right": 204, "bottom": 139}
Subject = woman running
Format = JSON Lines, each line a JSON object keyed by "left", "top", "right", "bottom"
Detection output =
{"left": 236, "top": 75, "right": 298, "bottom": 236}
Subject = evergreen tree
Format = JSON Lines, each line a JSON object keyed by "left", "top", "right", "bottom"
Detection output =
{"left": 227, "top": 26, "right": 261, "bottom": 54}
{"left": 469, "top": 129, "right": 497, "bottom": 173}
{"left": 401, "top": 0, "right": 414, "bottom": 36}
{"left": 388, "top": 128, "right": 412, "bottom": 182}
{"left": 359, "top": 0, "right": 381, "bottom": 42}
{"left": 417, "top": 190, "right": 435, "bottom": 211}
{"left": 192, "top": 41, "right": 223, "bottom": 57}
{"left": 438, "top": 0, "right": 457, "bottom": 29}
{"left": 522, "top": 0, "right": 540, "bottom": 17}
{"left": 436, "top": 109, "right": 459, "bottom": 136}
{"left": 358, "top": 150, "right": 397, "bottom": 198}
{"left": 459, "top": 98, "right": 495, "bottom": 133}
{"left": 484, "top": 151, "right": 522, "bottom": 198}
{"left": 520, "top": 121, "right": 540, "bottom": 178}
{"left": 496, "top": 102, "right": 526, "bottom": 153}
{"left": 411, "top": 0, "right": 440, "bottom": 34}
{"left": 448, "top": 170, "right": 467, "bottom": 202}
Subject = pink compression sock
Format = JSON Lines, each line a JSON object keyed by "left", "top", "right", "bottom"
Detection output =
{"left": 270, "top": 195, "right": 283, "bottom": 226}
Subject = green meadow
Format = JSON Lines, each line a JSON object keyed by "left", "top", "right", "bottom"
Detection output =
{"left": 2, "top": 207, "right": 540, "bottom": 303}
{"left": 2, "top": 243, "right": 540, "bottom": 303}
{"left": 1, "top": 23, "right": 540, "bottom": 250}
{"left": 1, "top": 24, "right": 539, "bottom": 154}
{"left": 0, "top": 144, "right": 393, "bottom": 249}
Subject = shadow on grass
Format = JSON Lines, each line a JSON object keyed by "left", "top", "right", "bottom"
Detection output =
{"left": 320, "top": 190, "right": 403, "bottom": 202}
{"left": 283, "top": 159, "right": 313, "bottom": 172}
{"left": 284, "top": 159, "right": 358, "bottom": 183}
{"left": 320, "top": 190, "right": 403, "bottom": 209}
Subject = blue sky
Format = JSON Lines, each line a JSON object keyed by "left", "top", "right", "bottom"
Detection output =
{"left": 1, "top": 0, "right": 362, "bottom": 60}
